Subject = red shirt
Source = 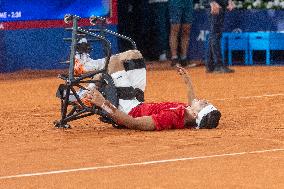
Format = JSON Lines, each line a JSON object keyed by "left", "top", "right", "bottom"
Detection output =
{"left": 128, "top": 102, "right": 187, "bottom": 131}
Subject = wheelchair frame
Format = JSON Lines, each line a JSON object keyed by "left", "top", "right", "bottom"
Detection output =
{"left": 54, "top": 14, "right": 137, "bottom": 129}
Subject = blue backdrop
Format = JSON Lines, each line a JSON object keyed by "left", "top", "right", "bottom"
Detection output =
{"left": 1, "top": 9, "right": 284, "bottom": 73}
{"left": 0, "top": 0, "right": 110, "bottom": 21}
{"left": 0, "top": 0, "right": 118, "bottom": 73}
{"left": 0, "top": 25, "right": 118, "bottom": 72}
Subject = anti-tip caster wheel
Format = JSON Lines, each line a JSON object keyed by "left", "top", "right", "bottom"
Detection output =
{"left": 53, "top": 120, "right": 71, "bottom": 129}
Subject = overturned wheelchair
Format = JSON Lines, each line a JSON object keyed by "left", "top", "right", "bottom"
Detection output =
{"left": 54, "top": 14, "right": 146, "bottom": 129}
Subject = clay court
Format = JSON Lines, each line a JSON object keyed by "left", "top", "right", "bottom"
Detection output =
{"left": 0, "top": 63, "right": 283, "bottom": 188}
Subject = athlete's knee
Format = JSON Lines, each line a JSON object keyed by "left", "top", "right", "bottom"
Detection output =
{"left": 128, "top": 50, "right": 143, "bottom": 59}
{"left": 108, "top": 50, "right": 144, "bottom": 75}
{"left": 119, "top": 50, "right": 143, "bottom": 61}
{"left": 108, "top": 55, "right": 125, "bottom": 74}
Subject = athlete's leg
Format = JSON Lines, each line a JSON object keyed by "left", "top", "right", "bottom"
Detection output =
{"left": 74, "top": 53, "right": 105, "bottom": 75}
{"left": 108, "top": 50, "right": 146, "bottom": 113}
{"left": 75, "top": 49, "right": 143, "bottom": 75}
{"left": 73, "top": 50, "right": 146, "bottom": 109}
{"left": 75, "top": 49, "right": 145, "bottom": 92}
{"left": 108, "top": 50, "right": 143, "bottom": 74}
{"left": 78, "top": 58, "right": 146, "bottom": 113}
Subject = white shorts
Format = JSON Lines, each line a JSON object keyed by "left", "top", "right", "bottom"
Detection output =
{"left": 111, "top": 68, "right": 146, "bottom": 114}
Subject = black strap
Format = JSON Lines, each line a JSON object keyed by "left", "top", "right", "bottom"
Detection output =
{"left": 116, "top": 87, "right": 144, "bottom": 102}
{"left": 123, "top": 58, "right": 146, "bottom": 71}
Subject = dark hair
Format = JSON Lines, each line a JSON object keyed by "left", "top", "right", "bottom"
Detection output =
{"left": 198, "top": 110, "right": 221, "bottom": 129}
{"left": 186, "top": 119, "right": 197, "bottom": 128}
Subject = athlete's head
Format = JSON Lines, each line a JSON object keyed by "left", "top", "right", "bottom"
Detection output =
{"left": 186, "top": 99, "right": 221, "bottom": 129}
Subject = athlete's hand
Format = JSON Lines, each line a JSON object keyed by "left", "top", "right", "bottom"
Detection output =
{"left": 176, "top": 65, "right": 191, "bottom": 85}
{"left": 86, "top": 89, "right": 106, "bottom": 107}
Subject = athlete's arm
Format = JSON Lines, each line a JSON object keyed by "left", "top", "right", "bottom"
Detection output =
{"left": 176, "top": 66, "right": 196, "bottom": 106}
{"left": 104, "top": 104, "right": 156, "bottom": 131}
{"left": 86, "top": 90, "right": 156, "bottom": 131}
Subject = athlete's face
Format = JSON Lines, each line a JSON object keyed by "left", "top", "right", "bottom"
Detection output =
{"left": 191, "top": 99, "right": 210, "bottom": 112}
{"left": 185, "top": 99, "right": 211, "bottom": 121}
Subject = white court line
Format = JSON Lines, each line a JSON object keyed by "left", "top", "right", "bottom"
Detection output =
{"left": 213, "top": 93, "right": 284, "bottom": 101}
{"left": 0, "top": 148, "right": 283, "bottom": 180}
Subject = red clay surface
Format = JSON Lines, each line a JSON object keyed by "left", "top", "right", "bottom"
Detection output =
{"left": 0, "top": 63, "right": 283, "bottom": 188}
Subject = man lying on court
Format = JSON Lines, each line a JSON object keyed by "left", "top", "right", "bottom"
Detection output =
{"left": 73, "top": 43, "right": 221, "bottom": 131}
